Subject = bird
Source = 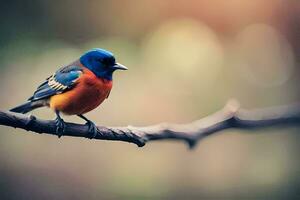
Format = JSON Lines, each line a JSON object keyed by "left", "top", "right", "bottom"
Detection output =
{"left": 10, "top": 48, "right": 128, "bottom": 138}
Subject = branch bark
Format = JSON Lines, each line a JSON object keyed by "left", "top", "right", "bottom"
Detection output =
{"left": 1, "top": 100, "right": 300, "bottom": 148}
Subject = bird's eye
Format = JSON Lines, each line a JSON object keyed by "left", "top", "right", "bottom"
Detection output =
{"left": 102, "top": 58, "right": 111, "bottom": 66}
{"left": 96, "top": 58, "right": 110, "bottom": 68}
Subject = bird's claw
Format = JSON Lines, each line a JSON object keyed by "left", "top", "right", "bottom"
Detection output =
{"left": 85, "top": 120, "right": 98, "bottom": 139}
{"left": 55, "top": 117, "right": 65, "bottom": 138}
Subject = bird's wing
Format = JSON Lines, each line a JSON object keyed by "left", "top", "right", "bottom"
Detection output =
{"left": 28, "top": 65, "right": 83, "bottom": 101}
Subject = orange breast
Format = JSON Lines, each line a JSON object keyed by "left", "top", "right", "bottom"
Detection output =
{"left": 49, "top": 69, "right": 112, "bottom": 115}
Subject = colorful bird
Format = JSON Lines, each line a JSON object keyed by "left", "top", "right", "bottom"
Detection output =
{"left": 10, "top": 48, "right": 128, "bottom": 138}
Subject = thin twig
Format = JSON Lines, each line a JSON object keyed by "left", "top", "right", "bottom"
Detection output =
{"left": 1, "top": 100, "right": 300, "bottom": 148}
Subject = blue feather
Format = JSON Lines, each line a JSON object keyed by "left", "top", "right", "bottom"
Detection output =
{"left": 29, "top": 65, "right": 83, "bottom": 101}
{"left": 80, "top": 49, "right": 116, "bottom": 80}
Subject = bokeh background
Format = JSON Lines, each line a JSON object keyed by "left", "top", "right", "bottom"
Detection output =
{"left": 0, "top": 0, "right": 300, "bottom": 199}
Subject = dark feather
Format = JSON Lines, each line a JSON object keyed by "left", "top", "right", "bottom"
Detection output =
{"left": 10, "top": 100, "right": 46, "bottom": 113}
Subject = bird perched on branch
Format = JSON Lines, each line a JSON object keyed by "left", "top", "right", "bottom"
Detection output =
{"left": 10, "top": 48, "right": 128, "bottom": 138}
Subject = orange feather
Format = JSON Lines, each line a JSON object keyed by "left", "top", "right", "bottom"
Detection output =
{"left": 49, "top": 68, "right": 112, "bottom": 115}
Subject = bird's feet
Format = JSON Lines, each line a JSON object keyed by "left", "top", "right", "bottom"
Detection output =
{"left": 85, "top": 120, "right": 99, "bottom": 139}
{"left": 77, "top": 114, "right": 99, "bottom": 139}
{"left": 55, "top": 117, "right": 66, "bottom": 138}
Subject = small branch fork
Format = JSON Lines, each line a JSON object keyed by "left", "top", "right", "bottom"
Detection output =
{"left": 1, "top": 100, "right": 300, "bottom": 149}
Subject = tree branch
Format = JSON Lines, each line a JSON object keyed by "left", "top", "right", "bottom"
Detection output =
{"left": 1, "top": 100, "right": 300, "bottom": 148}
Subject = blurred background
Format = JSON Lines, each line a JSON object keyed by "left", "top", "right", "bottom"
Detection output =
{"left": 0, "top": 0, "right": 300, "bottom": 199}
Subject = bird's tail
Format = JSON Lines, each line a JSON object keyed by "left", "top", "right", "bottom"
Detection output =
{"left": 10, "top": 100, "right": 46, "bottom": 114}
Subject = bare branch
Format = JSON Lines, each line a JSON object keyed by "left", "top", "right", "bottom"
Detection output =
{"left": 1, "top": 100, "right": 300, "bottom": 148}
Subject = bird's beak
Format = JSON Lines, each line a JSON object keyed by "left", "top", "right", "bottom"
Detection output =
{"left": 112, "top": 63, "right": 128, "bottom": 70}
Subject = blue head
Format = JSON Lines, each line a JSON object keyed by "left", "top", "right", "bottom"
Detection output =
{"left": 79, "top": 48, "right": 127, "bottom": 80}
